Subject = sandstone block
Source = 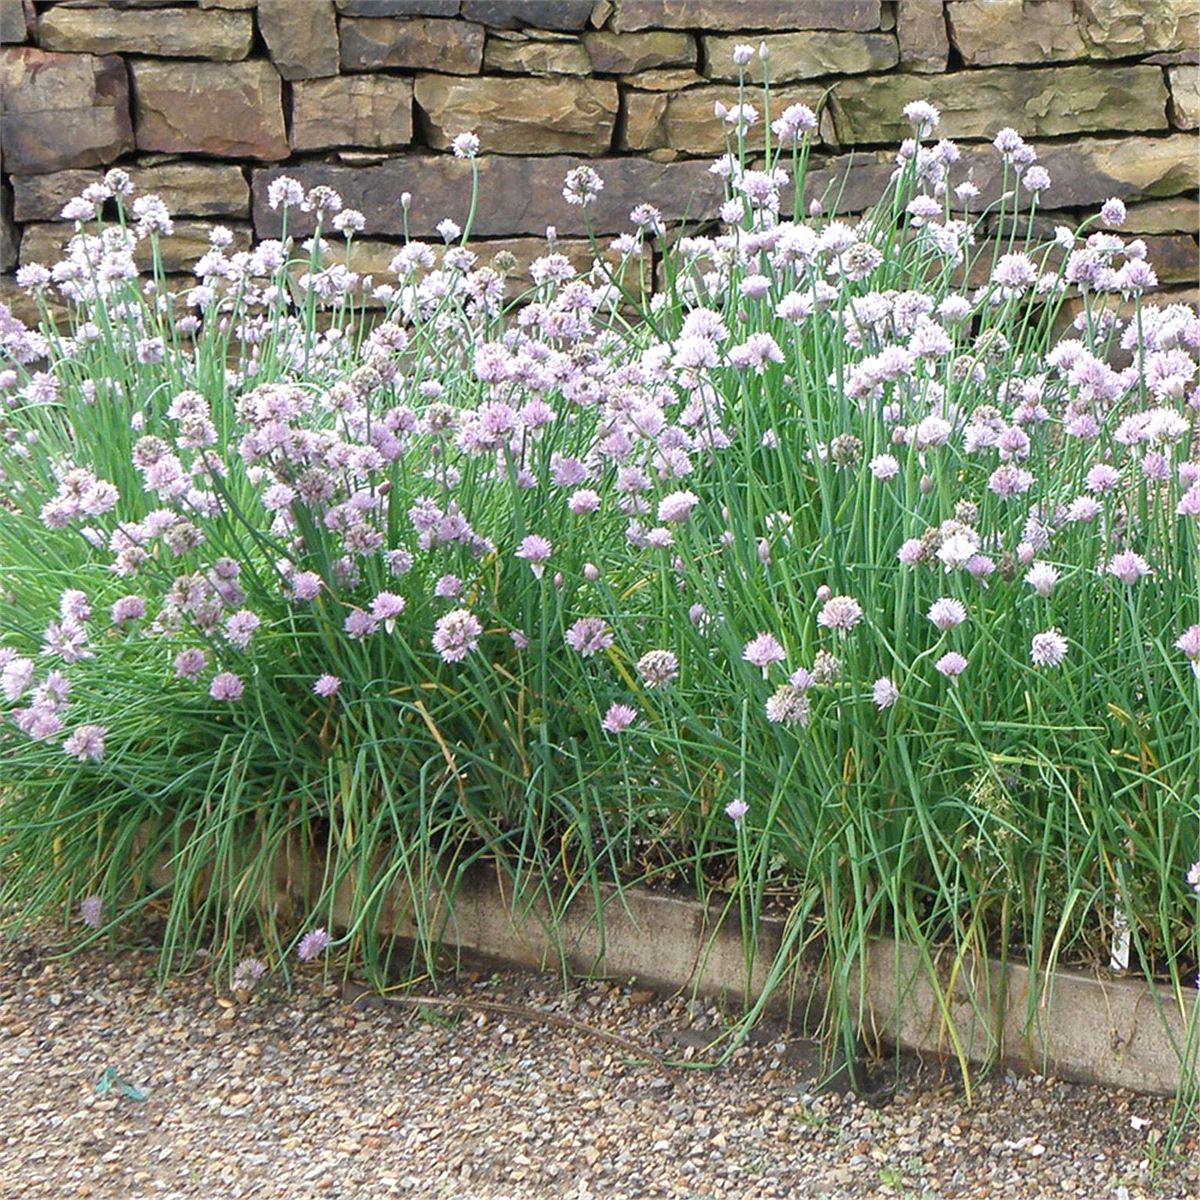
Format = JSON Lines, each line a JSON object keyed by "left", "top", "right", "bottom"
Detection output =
{"left": 0, "top": 0, "right": 29, "bottom": 44}
{"left": 619, "top": 66, "right": 705, "bottom": 90}
{"left": 336, "top": 1, "right": 460, "bottom": 13}
{"left": 253, "top": 156, "right": 726, "bottom": 238}
{"left": 414, "top": 75, "right": 617, "bottom": 154}
{"left": 484, "top": 33, "right": 592, "bottom": 75}
{"left": 831, "top": 65, "right": 1169, "bottom": 144}
{"left": 623, "top": 92, "right": 670, "bottom": 150}
{"left": 292, "top": 76, "right": 414, "bottom": 151}
{"left": 610, "top": 0, "right": 880, "bottom": 32}
{"left": 1077, "top": 0, "right": 1199, "bottom": 57}
{"left": 11, "top": 164, "right": 250, "bottom": 221}
{"left": 583, "top": 30, "right": 694, "bottom": 73}
{"left": 19, "top": 218, "right": 253, "bottom": 273}
{"left": 0, "top": 48, "right": 132, "bottom": 174}
{"left": 947, "top": 0, "right": 1086, "bottom": 65}
{"left": 258, "top": 0, "right": 339, "bottom": 79}
{"left": 1120, "top": 197, "right": 1200, "bottom": 233}
{"left": 37, "top": 5, "right": 252, "bottom": 58}
{"left": 623, "top": 84, "right": 830, "bottom": 154}
{"left": 131, "top": 59, "right": 288, "bottom": 161}
{"left": 341, "top": 17, "right": 485, "bottom": 73}
{"left": 705, "top": 31, "right": 898, "bottom": 81}
{"left": 948, "top": 135, "right": 1199, "bottom": 210}
{"left": 897, "top": 0, "right": 948, "bottom": 71}
{"left": 461, "top": 2, "right": 594, "bottom": 29}
{"left": 1168, "top": 64, "right": 1199, "bottom": 128}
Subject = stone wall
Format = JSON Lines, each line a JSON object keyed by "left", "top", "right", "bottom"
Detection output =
{"left": 1, "top": 0, "right": 1197, "bottom": 316}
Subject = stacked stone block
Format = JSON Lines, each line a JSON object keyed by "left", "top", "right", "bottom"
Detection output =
{"left": 1, "top": 0, "right": 1196, "bottom": 312}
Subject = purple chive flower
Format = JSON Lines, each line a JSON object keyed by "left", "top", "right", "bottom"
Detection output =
{"left": 291, "top": 571, "right": 322, "bottom": 601}
{"left": 210, "top": 672, "right": 244, "bottom": 701}
{"left": 565, "top": 617, "right": 614, "bottom": 658}
{"left": 724, "top": 799, "right": 749, "bottom": 826}
{"left": 435, "top": 575, "right": 464, "bottom": 600}
{"left": 1176, "top": 625, "right": 1200, "bottom": 661}
{"left": 370, "top": 591, "right": 406, "bottom": 631}
{"left": 1187, "top": 861, "right": 1200, "bottom": 893}
{"left": 601, "top": 702, "right": 638, "bottom": 734}
{"left": 1024, "top": 561, "right": 1060, "bottom": 597}
{"left": 817, "top": 595, "right": 863, "bottom": 635}
{"left": 656, "top": 490, "right": 700, "bottom": 524}
{"left": 765, "top": 685, "right": 810, "bottom": 727}
{"left": 174, "top": 648, "right": 208, "bottom": 680}
{"left": 233, "top": 957, "right": 268, "bottom": 991}
{"left": 743, "top": 633, "right": 786, "bottom": 675}
{"left": 927, "top": 598, "right": 967, "bottom": 631}
{"left": 873, "top": 677, "right": 900, "bottom": 710}
{"left": 80, "top": 895, "right": 104, "bottom": 928}
{"left": 223, "top": 609, "right": 261, "bottom": 650}
{"left": 935, "top": 652, "right": 969, "bottom": 680}
{"left": 1107, "top": 551, "right": 1152, "bottom": 585}
{"left": 515, "top": 535, "right": 553, "bottom": 579}
{"left": 63, "top": 724, "right": 107, "bottom": 762}
{"left": 897, "top": 538, "right": 924, "bottom": 565}
{"left": 313, "top": 674, "right": 341, "bottom": 697}
{"left": 433, "top": 609, "right": 483, "bottom": 664}
{"left": 870, "top": 454, "right": 901, "bottom": 482}
{"left": 297, "top": 928, "right": 330, "bottom": 962}
{"left": 510, "top": 629, "right": 529, "bottom": 650}
{"left": 569, "top": 489, "right": 601, "bottom": 515}
{"left": 1030, "top": 629, "right": 1069, "bottom": 668}
{"left": 636, "top": 649, "right": 679, "bottom": 688}
{"left": 937, "top": 534, "right": 978, "bottom": 572}
{"left": 344, "top": 608, "right": 379, "bottom": 639}
{"left": 902, "top": 100, "right": 940, "bottom": 133}
{"left": 1085, "top": 464, "right": 1121, "bottom": 493}
{"left": 1099, "top": 197, "right": 1127, "bottom": 228}
{"left": 110, "top": 595, "right": 146, "bottom": 625}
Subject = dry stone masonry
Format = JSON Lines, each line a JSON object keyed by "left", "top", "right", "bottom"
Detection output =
{"left": 1, "top": 0, "right": 1197, "bottom": 309}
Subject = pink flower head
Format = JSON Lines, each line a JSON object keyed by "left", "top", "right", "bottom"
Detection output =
{"left": 297, "top": 927, "right": 330, "bottom": 962}
{"left": 313, "top": 674, "right": 341, "bottom": 697}
{"left": 370, "top": 591, "right": 406, "bottom": 631}
{"left": 724, "top": 798, "right": 749, "bottom": 826}
{"left": 869, "top": 454, "right": 900, "bottom": 482}
{"left": 1024, "top": 561, "right": 1060, "bottom": 598}
{"left": 601, "top": 703, "right": 637, "bottom": 734}
{"left": 927, "top": 597, "right": 967, "bottom": 631}
{"left": 1030, "top": 629, "right": 1068, "bottom": 668}
{"left": 516, "top": 535, "right": 552, "bottom": 578}
{"left": 433, "top": 608, "right": 483, "bottom": 663}
{"left": 636, "top": 649, "right": 679, "bottom": 688}
{"left": 565, "top": 617, "right": 614, "bottom": 658}
{"left": 174, "top": 648, "right": 208, "bottom": 680}
{"left": 873, "top": 677, "right": 900, "bottom": 710}
{"left": 79, "top": 895, "right": 104, "bottom": 928}
{"left": 64, "top": 724, "right": 107, "bottom": 762}
{"left": 817, "top": 595, "right": 863, "bottom": 636}
{"left": 569, "top": 489, "right": 601, "bottom": 515}
{"left": 111, "top": 595, "right": 146, "bottom": 625}
{"left": 1187, "top": 861, "right": 1200, "bottom": 893}
{"left": 743, "top": 633, "right": 786, "bottom": 675}
{"left": 344, "top": 608, "right": 379, "bottom": 639}
{"left": 903, "top": 100, "right": 940, "bottom": 134}
{"left": 935, "top": 651, "right": 969, "bottom": 680}
{"left": 1107, "top": 551, "right": 1152, "bottom": 585}
{"left": 657, "top": 490, "right": 700, "bottom": 524}
{"left": 209, "top": 672, "right": 244, "bottom": 701}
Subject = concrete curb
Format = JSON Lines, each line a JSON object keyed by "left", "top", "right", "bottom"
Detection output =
{"left": 332, "top": 866, "right": 1199, "bottom": 1098}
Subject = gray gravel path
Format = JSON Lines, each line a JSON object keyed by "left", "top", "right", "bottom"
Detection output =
{"left": 1, "top": 935, "right": 1196, "bottom": 1200}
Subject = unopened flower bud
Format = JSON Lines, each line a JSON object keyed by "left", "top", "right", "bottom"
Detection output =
{"left": 583, "top": 563, "right": 599, "bottom": 582}
{"left": 919, "top": 473, "right": 934, "bottom": 495}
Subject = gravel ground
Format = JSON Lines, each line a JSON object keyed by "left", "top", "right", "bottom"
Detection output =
{"left": 1, "top": 934, "right": 1196, "bottom": 1200}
